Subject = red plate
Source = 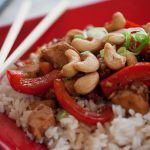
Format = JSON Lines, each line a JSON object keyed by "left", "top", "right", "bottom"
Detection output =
{"left": 0, "top": 0, "right": 149, "bottom": 149}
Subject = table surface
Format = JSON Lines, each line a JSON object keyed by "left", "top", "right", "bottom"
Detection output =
{"left": 0, "top": 0, "right": 103, "bottom": 26}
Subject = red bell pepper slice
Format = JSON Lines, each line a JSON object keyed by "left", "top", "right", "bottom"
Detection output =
{"left": 100, "top": 62, "right": 150, "bottom": 97}
{"left": 39, "top": 62, "right": 53, "bottom": 75}
{"left": 144, "top": 80, "right": 150, "bottom": 87}
{"left": 0, "top": 113, "right": 47, "bottom": 150}
{"left": 125, "top": 20, "right": 140, "bottom": 28}
{"left": 7, "top": 69, "right": 60, "bottom": 95}
{"left": 54, "top": 79, "right": 113, "bottom": 125}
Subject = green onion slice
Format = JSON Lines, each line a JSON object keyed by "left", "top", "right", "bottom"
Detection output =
{"left": 133, "top": 31, "right": 150, "bottom": 55}
{"left": 56, "top": 109, "right": 68, "bottom": 121}
{"left": 123, "top": 32, "right": 131, "bottom": 49}
{"left": 117, "top": 47, "right": 131, "bottom": 56}
{"left": 81, "top": 50, "right": 91, "bottom": 55}
{"left": 99, "top": 49, "right": 104, "bottom": 58}
{"left": 134, "top": 31, "right": 148, "bottom": 43}
{"left": 74, "top": 34, "right": 84, "bottom": 39}
{"left": 64, "top": 77, "right": 72, "bottom": 83}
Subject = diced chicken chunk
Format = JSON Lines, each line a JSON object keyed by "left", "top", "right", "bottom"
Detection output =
{"left": 111, "top": 82, "right": 149, "bottom": 114}
{"left": 28, "top": 104, "right": 55, "bottom": 139}
{"left": 42, "top": 41, "right": 76, "bottom": 68}
{"left": 98, "top": 57, "right": 112, "bottom": 79}
{"left": 30, "top": 100, "right": 55, "bottom": 110}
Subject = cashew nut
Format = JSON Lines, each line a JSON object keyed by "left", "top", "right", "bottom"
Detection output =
{"left": 126, "top": 53, "right": 137, "bottom": 66}
{"left": 110, "top": 27, "right": 145, "bottom": 34}
{"left": 108, "top": 33, "right": 125, "bottom": 45}
{"left": 71, "top": 27, "right": 108, "bottom": 52}
{"left": 104, "top": 43, "right": 126, "bottom": 70}
{"left": 74, "top": 51, "right": 99, "bottom": 73}
{"left": 127, "top": 27, "right": 145, "bottom": 33}
{"left": 65, "top": 29, "right": 83, "bottom": 43}
{"left": 74, "top": 72, "right": 99, "bottom": 95}
{"left": 71, "top": 38, "right": 102, "bottom": 52}
{"left": 105, "top": 12, "right": 126, "bottom": 32}
{"left": 61, "top": 49, "right": 80, "bottom": 77}
{"left": 102, "top": 33, "right": 125, "bottom": 45}
{"left": 143, "top": 22, "right": 150, "bottom": 33}
{"left": 87, "top": 27, "right": 108, "bottom": 39}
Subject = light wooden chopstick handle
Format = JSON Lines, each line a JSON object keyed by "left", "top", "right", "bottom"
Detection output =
{"left": 0, "top": 0, "right": 31, "bottom": 67}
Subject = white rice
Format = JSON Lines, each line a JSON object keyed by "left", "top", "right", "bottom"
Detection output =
{"left": 0, "top": 77, "right": 150, "bottom": 150}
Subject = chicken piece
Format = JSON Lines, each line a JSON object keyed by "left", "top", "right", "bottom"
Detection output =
{"left": 28, "top": 104, "right": 55, "bottom": 139}
{"left": 19, "top": 64, "right": 39, "bottom": 72}
{"left": 98, "top": 57, "right": 112, "bottom": 79}
{"left": 111, "top": 81, "right": 149, "bottom": 114}
{"left": 35, "top": 42, "right": 57, "bottom": 59}
{"left": 30, "top": 100, "right": 56, "bottom": 110}
{"left": 15, "top": 60, "right": 40, "bottom": 78}
{"left": 35, "top": 47, "right": 43, "bottom": 59}
{"left": 42, "top": 41, "right": 76, "bottom": 68}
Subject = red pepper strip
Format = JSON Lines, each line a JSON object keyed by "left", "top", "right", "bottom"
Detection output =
{"left": 100, "top": 62, "right": 150, "bottom": 97}
{"left": 144, "top": 80, "right": 150, "bottom": 87}
{"left": 39, "top": 62, "right": 53, "bottom": 75}
{"left": 125, "top": 20, "right": 140, "bottom": 28}
{"left": 0, "top": 113, "right": 47, "bottom": 150}
{"left": 54, "top": 79, "right": 113, "bottom": 125}
{"left": 7, "top": 69, "right": 60, "bottom": 95}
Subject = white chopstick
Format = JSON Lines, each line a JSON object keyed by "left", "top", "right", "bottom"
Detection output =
{"left": 0, "top": 0, "right": 31, "bottom": 67}
{"left": 0, "top": 0, "right": 69, "bottom": 77}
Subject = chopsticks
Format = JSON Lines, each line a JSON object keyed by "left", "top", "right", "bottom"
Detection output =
{"left": 0, "top": 0, "right": 69, "bottom": 77}
{"left": 0, "top": 0, "right": 32, "bottom": 67}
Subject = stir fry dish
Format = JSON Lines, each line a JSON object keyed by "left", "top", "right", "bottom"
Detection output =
{"left": 1, "top": 12, "right": 150, "bottom": 150}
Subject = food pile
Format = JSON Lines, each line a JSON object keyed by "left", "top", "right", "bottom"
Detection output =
{"left": 1, "top": 12, "right": 150, "bottom": 150}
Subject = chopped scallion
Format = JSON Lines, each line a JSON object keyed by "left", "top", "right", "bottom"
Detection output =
{"left": 133, "top": 32, "right": 150, "bottom": 55}
{"left": 123, "top": 32, "right": 131, "bottom": 49}
{"left": 100, "top": 49, "right": 104, "bottom": 58}
{"left": 117, "top": 47, "right": 132, "bottom": 56}
{"left": 64, "top": 77, "right": 72, "bottom": 83}
{"left": 74, "top": 34, "right": 84, "bottom": 39}
{"left": 134, "top": 31, "right": 148, "bottom": 43}
{"left": 81, "top": 50, "right": 91, "bottom": 55}
{"left": 56, "top": 109, "right": 68, "bottom": 121}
